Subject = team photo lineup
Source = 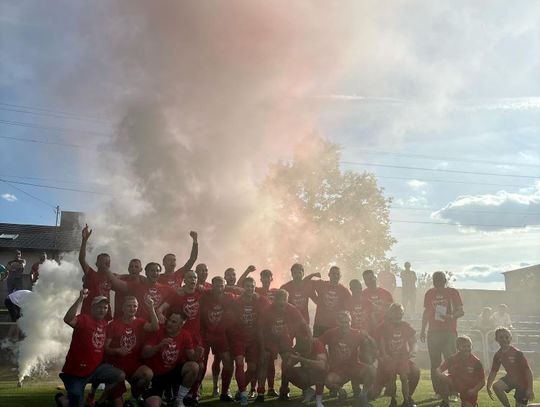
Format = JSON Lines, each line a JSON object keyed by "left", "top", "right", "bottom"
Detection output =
{"left": 47, "top": 224, "right": 535, "bottom": 407}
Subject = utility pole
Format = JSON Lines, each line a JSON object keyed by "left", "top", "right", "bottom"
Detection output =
{"left": 53, "top": 205, "right": 60, "bottom": 255}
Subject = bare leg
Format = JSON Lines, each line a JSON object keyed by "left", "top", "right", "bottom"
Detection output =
{"left": 493, "top": 380, "right": 512, "bottom": 407}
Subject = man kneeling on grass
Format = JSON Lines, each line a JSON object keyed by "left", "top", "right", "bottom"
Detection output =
{"left": 436, "top": 335, "right": 485, "bottom": 407}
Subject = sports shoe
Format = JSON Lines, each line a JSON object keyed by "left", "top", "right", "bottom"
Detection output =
{"left": 213, "top": 388, "right": 220, "bottom": 398}
{"left": 240, "top": 393, "right": 249, "bottom": 406}
{"left": 337, "top": 388, "right": 348, "bottom": 404}
{"left": 173, "top": 398, "right": 186, "bottom": 407}
{"left": 255, "top": 394, "right": 265, "bottom": 403}
{"left": 249, "top": 390, "right": 257, "bottom": 399}
{"left": 54, "top": 392, "right": 64, "bottom": 407}
{"left": 220, "top": 394, "right": 234, "bottom": 402}
{"left": 449, "top": 395, "right": 459, "bottom": 402}
{"left": 388, "top": 397, "right": 397, "bottom": 407}
{"left": 267, "top": 389, "right": 279, "bottom": 397}
{"left": 278, "top": 393, "right": 290, "bottom": 401}
{"left": 302, "top": 388, "right": 316, "bottom": 404}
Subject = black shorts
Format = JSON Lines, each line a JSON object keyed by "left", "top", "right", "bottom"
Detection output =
{"left": 501, "top": 375, "right": 529, "bottom": 405}
{"left": 4, "top": 298, "right": 21, "bottom": 322}
{"left": 143, "top": 364, "right": 184, "bottom": 400}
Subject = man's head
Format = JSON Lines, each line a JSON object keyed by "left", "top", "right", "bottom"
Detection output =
{"left": 456, "top": 335, "right": 472, "bottom": 357}
{"left": 128, "top": 259, "right": 142, "bottom": 275}
{"left": 495, "top": 327, "right": 512, "bottom": 348}
{"left": 224, "top": 268, "right": 236, "bottom": 285}
{"left": 195, "top": 263, "right": 208, "bottom": 284}
{"left": 362, "top": 269, "right": 377, "bottom": 289}
{"left": 91, "top": 296, "right": 109, "bottom": 320}
{"left": 242, "top": 276, "right": 256, "bottom": 297}
{"left": 387, "top": 303, "right": 404, "bottom": 323}
{"left": 96, "top": 253, "right": 111, "bottom": 271}
{"left": 432, "top": 271, "right": 447, "bottom": 288}
{"left": 162, "top": 253, "right": 177, "bottom": 272}
{"left": 349, "top": 279, "right": 363, "bottom": 296}
{"left": 291, "top": 263, "right": 304, "bottom": 282}
{"left": 273, "top": 289, "right": 288, "bottom": 310}
{"left": 328, "top": 266, "right": 341, "bottom": 285}
{"left": 404, "top": 262, "right": 411, "bottom": 270}
{"left": 39, "top": 252, "right": 47, "bottom": 263}
{"left": 184, "top": 270, "right": 198, "bottom": 290}
{"left": 260, "top": 269, "right": 273, "bottom": 288}
{"left": 166, "top": 309, "right": 187, "bottom": 336}
{"left": 337, "top": 310, "right": 352, "bottom": 331}
{"left": 212, "top": 276, "right": 225, "bottom": 297}
{"left": 144, "top": 262, "right": 162, "bottom": 283}
{"left": 122, "top": 296, "right": 139, "bottom": 318}
{"left": 15, "top": 250, "right": 22, "bottom": 260}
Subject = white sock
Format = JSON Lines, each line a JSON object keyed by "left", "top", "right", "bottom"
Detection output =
{"left": 177, "top": 385, "right": 190, "bottom": 400}
{"left": 316, "top": 394, "right": 325, "bottom": 407}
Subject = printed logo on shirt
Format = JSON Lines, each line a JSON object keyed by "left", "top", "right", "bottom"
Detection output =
{"left": 241, "top": 305, "right": 256, "bottom": 327}
{"left": 389, "top": 332, "right": 404, "bottom": 353}
{"left": 146, "top": 288, "right": 162, "bottom": 306}
{"left": 99, "top": 279, "right": 111, "bottom": 295}
{"left": 183, "top": 297, "right": 199, "bottom": 320}
{"left": 271, "top": 319, "right": 285, "bottom": 335}
{"left": 467, "top": 366, "right": 474, "bottom": 375}
{"left": 291, "top": 293, "right": 306, "bottom": 308}
{"left": 92, "top": 326, "right": 106, "bottom": 350}
{"left": 337, "top": 342, "right": 351, "bottom": 359}
{"left": 120, "top": 327, "right": 137, "bottom": 353}
{"left": 208, "top": 305, "right": 223, "bottom": 325}
{"left": 352, "top": 305, "right": 367, "bottom": 324}
{"left": 508, "top": 355, "right": 516, "bottom": 364}
{"left": 324, "top": 290, "right": 338, "bottom": 309}
{"left": 162, "top": 342, "right": 179, "bottom": 367}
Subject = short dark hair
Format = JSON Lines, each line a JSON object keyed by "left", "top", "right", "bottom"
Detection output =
{"left": 168, "top": 308, "right": 188, "bottom": 320}
{"left": 145, "top": 262, "right": 162, "bottom": 273}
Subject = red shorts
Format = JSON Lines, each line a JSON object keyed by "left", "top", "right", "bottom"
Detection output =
{"left": 231, "top": 339, "right": 259, "bottom": 363}
{"left": 204, "top": 333, "right": 230, "bottom": 355}
{"left": 329, "top": 361, "right": 368, "bottom": 382}
{"left": 448, "top": 376, "right": 479, "bottom": 406}
{"left": 265, "top": 335, "right": 293, "bottom": 356}
{"left": 374, "top": 360, "right": 416, "bottom": 389}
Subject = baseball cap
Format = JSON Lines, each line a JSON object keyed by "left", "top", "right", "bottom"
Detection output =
{"left": 91, "top": 296, "right": 109, "bottom": 306}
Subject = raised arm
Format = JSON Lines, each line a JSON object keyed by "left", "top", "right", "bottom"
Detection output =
{"left": 236, "top": 265, "right": 256, "bottom": 287}
{"left": 78, "top": 224, "right": 92, "bottom": 274}
{"left": 143, "top": 297, "right": 160, "bottom": 332}
{"left": 178, "top": 231, "right": 199, "bottom": 273}
{"left": 104, "top": 268, "right": 129, "bottom": 292}
{"left": 64, "top": 289, "right": 87, "bottom": 328}
{"left": 303, "top": 272, "right": 321, "bottom": 281}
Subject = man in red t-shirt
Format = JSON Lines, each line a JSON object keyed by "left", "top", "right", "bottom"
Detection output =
{"left": 113, "top": 259, "right": 146, "bottom": 319}
{"left": 487, "top": 328, "right": 534, "bottom": 407}
{"left": 285, "top": 336, "right": 328, "bottom": 407}
{"left": 319, "top": 310, "right": 375, "bottom": 406}
{"left": 361, "top": 269, "right": 393, "bottom": 327}
{"left": 200, "top": 276, "right": 237, "bottom": 401}
{"left": 347, "top": 279, "right": 375, "bottom": 334}
{"left": 78, "top": 224, "right": 114, "bottom": 320}
{"left": 420, "top": 271, "right": 464, "bottom": 395}
{"left": 436, "top": 336, "right": 485, "bottom": 407}
{"left": 258, "top": 289, "right": 311, "bottom": 401}
{"left": 141, "top": 309, "right": 199, "bottom": 407}
{"left": 158, "top": 231, "right": 198, "bottom": 290}
{"left": 280, "top": 263, "right": 319, "bottom": 325}
{"left": 105, "top": 296, "right": 159, "bottom": 405}
{"left": 312, "top": 266, "right": 351, "bottom": 337}
{"left": 224, "top": 267, "right": 237, "bottom": 286}
{"left": 195, "top": 263, "right": 213, "bottom": 290}
{"left": 106, "top": 262, "right": 176, "bottom": 323}
{"left": 375, "top": 303, "right": 416, "bottom": 407}
{"left": 56, "top": 291, "right": 124, "bottom": 407}
{"left": 229, "top": 276, "right": 270, "bottom": 406}
{"left": 30, "top": 251, "right": 47, "bottom": 284}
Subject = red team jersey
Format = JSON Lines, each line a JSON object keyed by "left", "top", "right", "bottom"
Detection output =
{"left": 440, "top": 353, "right": 484, "bottom": 391}
{"left": 158, "top": 272, "right": 184, "bottom": 291}
{"left": 312, "top": 281, "right": 351, "bottom": 328}
{"left": 346, "top": 296, "right": 373, "bottom": 332}
{"left": 491, "top": 346, "right": 530, "bottom": 389}
{"left": 113, "top": 274, "right": 145, "bottom": 319}
{"left": 144, "top": 327, "right": 193, "bottom": 375}
{"left": 260, "top": 303, "right": 309, "bottom": 341}
{"left": 318, "top": 327, "right": 366, "bottom": 368}
{"left": 255, "top": 286, "right": 280, "bottom": 303}
{"left": 126, "top": 281, "right": 175, "bottom": 321}
{"left": 62, "top": 314, "right": 108, "bottom": 377}
{"left": 280, "top": 280, "right": 315, "bottom": 323}
{"left": 229, "top": 295, "right": 270, "bottom": 342}
{"left": 106, "top": 317, "right": 148, "bottom": 376}
{"left": 170, "top": 289, "right": 206, "bottom": 345}
{"left": 360, "top": 287, "right": 393, "bottom": 325}
{"left": 200, "top": 292, "right": 236, "bottom": 339}
{"left": 423, "top": 287, "right": 463, "bottom": 333}
{"left": 375, "top": 320, "right": 415, "bottom": 359}
{"left": 81, "top": 267, "right": 112, "bottom": 320}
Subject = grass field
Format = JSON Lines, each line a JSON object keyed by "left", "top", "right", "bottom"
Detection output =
{"left": 1, "top": 370, "right": 539, "bottom": 407}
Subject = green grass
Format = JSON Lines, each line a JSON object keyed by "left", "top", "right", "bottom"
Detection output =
{"left": 0, "top": 370, "right": 539, "bottom": 407}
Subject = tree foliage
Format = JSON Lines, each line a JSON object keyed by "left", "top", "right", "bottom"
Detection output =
{"left": 259, "top": 136, "right": 395, "bottom": 276}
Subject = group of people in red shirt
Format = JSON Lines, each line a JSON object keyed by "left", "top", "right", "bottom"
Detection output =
{"left": 55, "top": 225, "right": 535, "bottom": 407}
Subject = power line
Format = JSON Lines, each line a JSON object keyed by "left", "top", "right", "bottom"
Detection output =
{"left": 0, "top": 135, "right": 90, "bottom": 149}
{"left": 0, "top": 118, "right": 110, "bottom": 137}
{"left": 0, "top": 179, "right": 56, "bottom": 209}
{"left": 375, "top": 174, "right": 530, "bottom": 189}
{"left": 0, "top": 178, "right": 110, "bottom": 195}
{"left": 0, "top": 174, "right": 101, "bottom": 187}
{"left": 391, "top": 219, "right": 529, "bottom": 228}
{"left": 0, "top": 101, "right": 110, "bottom": 124}
{"left": 390, "top": 206, "right": 540, "bottom": 216}
{"left": 341, "top": 161, "right": 540, "bottom": 179}
{"left": 348, "top": 148, "right": 540, "bottom": 168}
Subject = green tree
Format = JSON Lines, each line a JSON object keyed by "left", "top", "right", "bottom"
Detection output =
{"left": 258, "top": 136, "right": 395, "bottom": 276}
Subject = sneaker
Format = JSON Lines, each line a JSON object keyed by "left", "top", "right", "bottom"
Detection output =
{"left": 173, "top": 398, "right": 186, "bottom": 407}
{"left": 449, "top": 395, "right": 459, "bottom": 403}
{"left": 278, "top": 393, "right": 290, "bottom": 402}
{"left": 220, "top": 394, "right": 234, "bottom": 402}
{"left": 213, "top": 389, "right": 220, "bottom": 398}
{"left": 302, "top": 388, "right": 316, "bottom": 404}
{"left": 267, "top": 389, "right": 279, "bottom": 397}
{"left": 255, "top": 395, "right": 265, "bottom": 403}
{"left": 55, "top": 392, "right": 64, "bottom": 407}
{"left": 249, "top": 390, "right": 257, "bottom": 399}
{"left": 240, "top": 394, "right": 249, "bottom": 407}
{"left": 86, "top": 393, "right": 96, "bottom": 407}
{"left": 337, "top": 388, "right": 348, "bottom": 404}
{"left": 388, "top": 397, "right": 397, "bottom": 407}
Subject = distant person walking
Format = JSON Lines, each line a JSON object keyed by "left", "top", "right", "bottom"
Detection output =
{"left": 6, "top": 250, "right": 26, "bottom": 293}
{"left": 377, "top": 265, "right": 396, "bottom": 296}
{"left": 401, "top": 262, "right": 417, "bottom": 314}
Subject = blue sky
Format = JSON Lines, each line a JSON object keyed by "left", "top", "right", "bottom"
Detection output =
{"left": 1, "top": 1, "right": 539, "bottom": 289}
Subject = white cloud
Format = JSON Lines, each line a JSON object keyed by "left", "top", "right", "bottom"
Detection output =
{"left": 432, "top": 184, "right": 540, "bottom": 231}
{"left": 1, "top": 193, "right": 17, "bottom": 202}
{"left": 394, "top": 196, "right": 429, "bottom": 208}
{"left": 406, "top": 179, "right": 427, "bottom": 190}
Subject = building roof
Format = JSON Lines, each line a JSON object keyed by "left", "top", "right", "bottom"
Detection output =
{"left": 0, "top": 211, "right": 82, "bottom": 252}
{"left": 502, "top": 264, "right": 540, "bottom": 274}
